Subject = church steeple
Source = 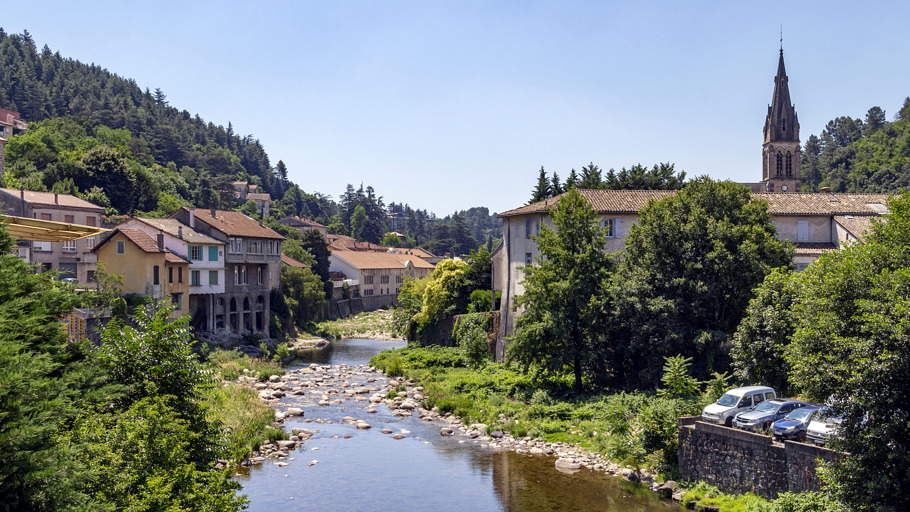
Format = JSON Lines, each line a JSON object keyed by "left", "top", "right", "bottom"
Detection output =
{"left": 762, "top": 48, "right": 801, "bottom": 192}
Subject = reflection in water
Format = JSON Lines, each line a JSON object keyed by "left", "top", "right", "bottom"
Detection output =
{"left": 239, "top": 338, "right": 681, "bottom": 512}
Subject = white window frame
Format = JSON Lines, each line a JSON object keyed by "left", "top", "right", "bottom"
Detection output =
{"left": 116, "top": 240, "right": 125, "bottom": 254}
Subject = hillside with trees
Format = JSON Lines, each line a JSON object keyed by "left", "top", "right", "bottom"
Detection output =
{"left": 801, "top": 98, "right": 910, "bottom": 192}
{"left": 0, "top": 29, "right": 497, "bottom": 256}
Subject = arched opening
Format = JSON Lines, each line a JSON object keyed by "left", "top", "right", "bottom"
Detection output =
{"left": 776, "top": 152, "right": 783, "bottom": 176}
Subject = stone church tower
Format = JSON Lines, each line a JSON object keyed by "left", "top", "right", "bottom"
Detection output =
{"left": 762, "top": 49, "right": 801, "bottom": 193}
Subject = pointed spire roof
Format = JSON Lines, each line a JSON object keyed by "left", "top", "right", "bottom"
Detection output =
{"left": 764, "top": 49, "right": 799, "bottom": 143}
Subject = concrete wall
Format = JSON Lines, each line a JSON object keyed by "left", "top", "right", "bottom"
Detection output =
{"left": 678, "top": 419, "right": 841, "bottom": 499}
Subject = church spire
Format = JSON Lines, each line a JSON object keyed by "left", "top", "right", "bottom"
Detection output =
{"left": 762, "top": 47, "right": 801, "bottom": 192}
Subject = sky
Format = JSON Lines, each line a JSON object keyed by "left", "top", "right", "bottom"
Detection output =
{"left": 4, "top": 1, "right": 910, "bottom": 216}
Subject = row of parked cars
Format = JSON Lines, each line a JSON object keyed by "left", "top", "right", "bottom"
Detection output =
{"left": 701, "top": 386, "right": 843, "bottom": 445}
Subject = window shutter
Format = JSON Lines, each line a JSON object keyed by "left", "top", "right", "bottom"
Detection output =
{"left": 614, "top": 218, "right": 622, "bottom": 238}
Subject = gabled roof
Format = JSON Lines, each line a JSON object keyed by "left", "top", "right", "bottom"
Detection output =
{"left": 331, "top": 250, "right": 434, "bottom": 270}
{"left": 0, "top": 188, "right": 104, "bottom": 210}
{"left": 246, "top": 193, "right": 272, "bottom": 201}
{"left": 92, "top": 228, "right": 189, "bottom": 263}
{"left": 500, "top": 189, "right": 892, "bottom": 218}
{"left": 793, "top": 242, "right": 838, "bottom": 255}
{"left": 175, "top": 208, "right": 284, "bottom": 240}
{"left": 834, "top": 215, "right": 877, "bottom": 241}
{"left": 278, "top": 216, "right": 326, "bottom": 229}
{"left": 281, "top": 254, "right": 309, "bottom": 268}
{"left": 132, "top": 217, "right": 224, "bottom": 245}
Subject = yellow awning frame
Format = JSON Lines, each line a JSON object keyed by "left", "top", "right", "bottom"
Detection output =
{"left": 1, "top": 215, "right": 109, "bottom": 242}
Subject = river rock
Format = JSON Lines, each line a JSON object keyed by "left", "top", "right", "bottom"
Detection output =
{"left": 393, "top": 434, "right": 406, "bottom": 440}
{"left": 268, "top": 374, "right": 281, "bottom": 383}
{"left": 440, "top": 427, "right": 455, "bottom": 436}
{"left": 555, "top": 458, "right": 581, "bottom": 473}
{"left": 620, "top": 469, "right": 639, "bottom": 482}
{"left": 381, "top": 429, "right": 393, "bottom": 434}
{"left": 285, "top": 407, "right": 305, "bottom": 417}
{"left": 276, "top": 440, "right": 297, "bottom": 450}
{"left": 356, "top": 421, "right": 371, "bottom": 429}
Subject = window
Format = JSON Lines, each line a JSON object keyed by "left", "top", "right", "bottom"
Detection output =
{"left": 754, "top": 393, "right": 765, "bottom": 405}
{"left": 785, "top": 152, "right": 793, "bottom": 176}
{"left": 169, "top": 267, "right": 174, "bottom": 284}
{"left": 241, "top": 266, "right": 248, "bottom": 284}
{"left": 269, "top": 241, "right": 275, "bottom": 254}
{"left": 229, "top": 238, "right": 243, "bottom": 253}
{"left": 171, "top": 293, "right": 182, "bottom": 311}
{"left": 602, "top": 218, "right": 615, "bottom": 238}
{"left": 153, "top": 265, "right": 160, "bottom": 286}
{"left": 535, "top": 222, "right": 540, "bottom": 235}
{"left": 380, "top": 275, "right": 389, "bottom": 284}
{"left": 86, "top": 216, "right": 96, "bottom": 227}
{"left": 85, "top": 237, "right": 96, "bottom": 249}
{"left": 178, "top": 267, "right": 183, "bottom": 283}
{"left": 33, "top": 241, "right": 51, "bottom": 251}
{"left": 776, "top": 152, "right": 783, "bottom": 176}
{"left": 64, "top": 215, "right": 74, "bottom": 224}
{"left": 248, "top": 240, "right": 260, "bottom": 254}
{"left": 740, "top": 396, "right": 752, "bottom": 408}
{"left": 62, "top": 240, "right": 76, "bottom": 252}
{"left": 364, "top": 275, "right": 374, "bottom": 285}
{"left": 525, "top": 219, "right": 531, "bottom": 239}
{"left": 208, "top": 246, "right": 218, "bottom": 261}
{"left": 396, "top": 275, "right": 404, "bottom": 284}
{"left": 40, "top": 213, "right": 52, "bottom": 221}
{"left": 191, "top": 270, "right": 201, "bottom": 286}
{"left": 797, "top": 221, "right": 810, "bottom": 242}
{"left": 257, "top": 267, "right": 263, "bottom": 285}
{"left": 234, "top": 266, "right": 239, "bottom": 285}
{"left": 117, "top": 240, "right": 125, "bottom": 254}
{"left": 525, "top": 252, "right": 532, "bottom": 266}
{"left": 190, "top": 246, "right": 202, "bottom": 260}
{"left": 209, "top": 270, "right": 218, "bottom": 285}
{"left": 364, "top": 289, "right": 374, "bottom": 296}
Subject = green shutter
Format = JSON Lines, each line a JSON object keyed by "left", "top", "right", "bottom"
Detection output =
{"left": 209, "top": 246, "right": 218, "bottom": 261}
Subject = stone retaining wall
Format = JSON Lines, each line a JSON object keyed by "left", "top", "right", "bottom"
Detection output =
{"left": 678, "top": 418, "right": 841, "bottom": 499}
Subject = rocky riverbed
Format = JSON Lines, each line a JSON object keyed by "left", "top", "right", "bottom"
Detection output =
{"left": 232, "top": 359, "right": 684, "bottom": 504}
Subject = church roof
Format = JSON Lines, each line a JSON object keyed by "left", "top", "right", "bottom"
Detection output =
{"left": 499, "top": 189, "right": 892, "bottom": 218}
{"left": 764, "top": 49, "right": 799, "bottom": 143}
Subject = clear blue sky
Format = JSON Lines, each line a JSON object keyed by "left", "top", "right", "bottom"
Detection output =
{"left": 5, "top": 1, "right": 910, "bottom": 216}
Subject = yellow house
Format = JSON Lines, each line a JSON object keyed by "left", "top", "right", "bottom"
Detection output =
{"left": 93, "top": 228, "right": 190, "bottom": 318}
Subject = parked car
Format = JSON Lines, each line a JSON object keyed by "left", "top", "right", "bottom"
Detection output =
{"left": 806, "top": 407, "right": 844, "bottom": 446}
{"left": 733, "top": 399, "right": 807, "bottom": 432}
{"left": 771, "top": 404, "right": 820, "bottom": 442}
{"left": 701, "top": 386, "right": 776, "bottom": 427}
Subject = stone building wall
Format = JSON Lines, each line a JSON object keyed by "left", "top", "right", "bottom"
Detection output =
{"left": 678, "top": 418, "right": 841, "bottom": 499}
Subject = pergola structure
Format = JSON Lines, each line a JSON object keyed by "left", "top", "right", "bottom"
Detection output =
{"left": 1, "top": 215, "right": 108, "bottom": 242}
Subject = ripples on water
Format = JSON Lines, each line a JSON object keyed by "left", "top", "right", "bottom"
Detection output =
{"left": 236, "top": 339, "right": 681, "bottom": 512}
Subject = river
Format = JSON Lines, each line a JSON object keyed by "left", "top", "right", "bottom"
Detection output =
{"left": 236, "top": 338, "right": 683, "bottom": 512}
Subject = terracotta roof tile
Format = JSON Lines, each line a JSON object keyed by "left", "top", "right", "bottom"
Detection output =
{"left": 180, "top": 208, "right": 284, "bottom": 240}
{"left": 0, "top": 188, "right": 104, "bottom": 210}
{"left": 165, "top": 252, "right": 188, "bottom": 264}
{"left": 834, "top": 215, "right": 877, "bottom": 241}
{"left": 500, "top": 189, "right": 892, "bottom": 217}
{"left": 133, "top": 218, "right": 224, "bottom": 245}
{"left": 793, "top": 242, "right": 838, "bottom": 255}
{"left": 281, "top": 254, "right": 309, "bottom": 268}
{"left": 331, "top": 250, "right": 434, "bottom": 270}
{"left": 120, "top": 228, "right": 163, "bottom": 253}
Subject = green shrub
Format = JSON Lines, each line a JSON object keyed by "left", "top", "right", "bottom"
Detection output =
{"left": 452, "top": 313, "right": 491, "bottom": 367}
{"left": 220, "top": 362, "right": 241, "bottom": 381}
{"left": 263, "top": 427, "right": 288, "bottom": 442}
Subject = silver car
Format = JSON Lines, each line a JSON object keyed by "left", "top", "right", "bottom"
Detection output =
{"left": 733, "top": 399, "right": 807, "bottom": 432}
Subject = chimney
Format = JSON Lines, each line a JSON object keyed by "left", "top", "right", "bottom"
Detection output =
{"left": 157, "top": 232, "right": 165, "bottom": 251}
{"left": 189, "top": 209, "right": 195, "bottom": 228}
{"left": 178, "top": 226, "right": 183, "bottom": 239}
{"left": 54, "top": 193, "right": 59, "bottom": 205}
{"left": 211, "top": 208, "right": 216, "bottom": 218}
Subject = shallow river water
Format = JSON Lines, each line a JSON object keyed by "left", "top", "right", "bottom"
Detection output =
{"left": 236, "top": 339, "right": 683, "bottom": 512}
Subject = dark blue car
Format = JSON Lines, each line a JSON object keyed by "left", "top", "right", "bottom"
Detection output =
{"left": 771, "top": 405, "right": 820, "bottom": 442}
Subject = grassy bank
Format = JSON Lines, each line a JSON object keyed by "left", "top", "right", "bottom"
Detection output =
{"left": 201, "top": 349, "right": 285, "bottom": 460}
{"left": 369, "top": 346, "right": 839, "bottom": 512}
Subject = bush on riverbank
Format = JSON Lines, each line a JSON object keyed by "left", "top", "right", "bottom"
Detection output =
{"left": 207, "top": 348, "right": 285, "bottom": 382}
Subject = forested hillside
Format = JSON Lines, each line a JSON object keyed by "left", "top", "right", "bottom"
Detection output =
{"left": 801, "top": 98, "right": 910, "bottom": 192}
{"left": 0, "top": 29, "right": 498, "bottom": 253}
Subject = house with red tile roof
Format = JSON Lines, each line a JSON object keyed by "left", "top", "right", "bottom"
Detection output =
{"left": 92, "top": 228, "right": 190, "bottom": 318}
{"left": 0, "top": 188, "right": 104, "bottom": 283}
{"left": 329, "top": 249, "right": 435, "bottom": 309}
{"left": 170, "top": 207, "right": 283, "bottom": 334}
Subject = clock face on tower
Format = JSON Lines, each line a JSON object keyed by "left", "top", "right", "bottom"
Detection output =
{"left": 781, "top": 185, "right": 789, "bottom": 191}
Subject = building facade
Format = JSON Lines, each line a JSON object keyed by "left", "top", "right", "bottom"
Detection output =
{"left": 92, "top": 228, "right": 190, "bottom": 319}
{"left": 0, "top": 188, "right": 104, "bottom": 282}
{"left": 171, "top": 207, "right": 283, "bottom": 334}
{"left": 119, "top": 217, "right": 227, "bottom": 332}
{"left": 0, "top": 108, "right": 28, "bottom": 178}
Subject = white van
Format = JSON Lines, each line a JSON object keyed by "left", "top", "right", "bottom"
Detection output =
{"left": 701, "top": 386, "right": 777, "bottom": 427}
